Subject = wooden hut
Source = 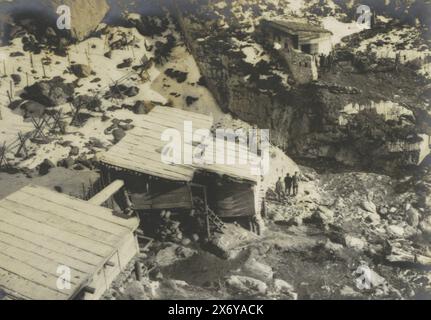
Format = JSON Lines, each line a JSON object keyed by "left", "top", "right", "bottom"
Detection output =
{"left": 99, "top": 107, "right": 263, "bottom": 235}
{"left": 0, "top": 184, "right": 139, "bottom": 300}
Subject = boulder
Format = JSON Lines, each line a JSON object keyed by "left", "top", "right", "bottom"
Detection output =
{"left": 226, "top": 275, "right": 267, "bottom": 295}
{"left": 133, "top": 100, "right": 154, "bottom": 115}
{"left": 58, "top": 157, "right": 74, "bottom": 168}
{"left": 155, "top": 244, "right": 197, "bottom": 267}
{"left": 419, "top": 216, "right": 431, "bottom": 237}
{"left": 124, "top": 86, "right": 139, "bottom": 97}
{"left": 105, "top": 84, "right": 139, "bottom": 99}
{"left": 361, "top": 200, "right": 377, "bottom": 213}
{"left": 39, "top": 159, "right": 55, "bottom": 175}
{"left": 365, "top": 212, "right": 381, "bottom": 225}
{"left": 72, "top": 95, "right": 102, "bottom": 111}
{"left": 121, "top": 281, "right": 149, "bottom": 300}
{"left": 117, "top": 58, "right": 133, "bottom": 69}
{"left": 406, "top": 207, "right": 420, "bottom": 227}
{"left": 69, "top": 146, "right": 79, "bottom": 156}
{"left": 11, "top": 74, "right": 21, "bottom": 85}
{"left": 345, "top": 235, "right": 367, "bottom": 252}
{"left": 10, "top": 51, "right": 24, "bottom": 57}
{"left": 387, "top": 225, "right": 405, "bottom": 238}
{"left": 242, "top": 258, "right": 273, "bottom": 282}
{"left": 309, "top": 206, "right": 334, "bottom": 225}
{"left": 71, "top": 64, "right": 92, "bottom": 78}
{"left": 41, "top": 0, "right": 109, "bottom": 41}
{"left": 185, "top": 96, "right": 199, "bottom": 106}
{"left": 324, "top": 239, "right": 344, "bottom": 255}
{"left": 339, "top": 285, "right": 362, "bottom": 298}
{"left": 20, "top": 100, "right": 46, "bottom": 118}
{"left": 0, "top": 0, "right": 109, "bottom": 46}
{"left": 25, "top": 77, "right": 74, "bottom": 107}
{"left": 112, "top": 128, "right": 126, "bottom": 143}
{"left": 378, "top": 206, "right": 389, "bottom": 217}
{"left": 273, "top": 279, "right": 297, "bottom": 300}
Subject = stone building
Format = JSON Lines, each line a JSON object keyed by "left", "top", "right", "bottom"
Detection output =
{"left": 260, "top": 19, "right": 333, "bottom": 84}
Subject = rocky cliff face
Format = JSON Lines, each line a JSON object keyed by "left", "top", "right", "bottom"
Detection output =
{"left": 173, "top": 0, "right": 431, "bottom": 172}
{"left": 0, "top": 0, "right": 110, "bottom": 44}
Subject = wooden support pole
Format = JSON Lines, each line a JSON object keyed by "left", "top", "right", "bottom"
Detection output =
{"left": 6, "top": 90, "right": 11, "bottom": 103}
{"left": 83, "top": 286, "right": 96, "bottom": 294}
{"left": 42, "top": 61, "right": 47, "bottom": 78}
{"left": 82, "top": 183, "right": 87, "bottom": 200}
{"left": 134, "top": 261, "right": 142, "bottom": 281}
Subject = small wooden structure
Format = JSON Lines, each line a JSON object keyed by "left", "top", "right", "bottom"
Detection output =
{"left": 261, "top": 19, "right": 332, "bottom": 55}
{"left": 0, "top": 185, "right": 139, "bottom": 300}
{"left": 100, "top": 107, "right": 263, "bottom": 235}
{"left": 260, "top": 19, "right": 333, "bottom": 84}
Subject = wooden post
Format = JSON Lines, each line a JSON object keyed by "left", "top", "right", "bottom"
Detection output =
{"left": 6, "top": 90, "right": 11, "bottom": 103}
{"left": 83, "top": 286, "right": 96, "bottom": 294}
{"left": 82, "top": 183, "right": 87, "bottom": 200}
{"left": 89, "top": 178, "right": 94, "bottom": 198}
{"left": 131, "top": 37, "right": 136, "bottom": 60}
{"left": 87, "top": 180, "right": 125, "bottom": 206}
{"left": 203, "top": 186, "right": 211, "bottom": 240}
{"left": 85, "top": 49, "right": 91, "bottom": 65}
{"left": 9, "top": 80, "right": 13, "bottom": 99}
{"left": 206, "top": 210, "right": 210, "bottom": 240}
{"left": 134, "top": 261, "right": 142, "bottom": 281}
{"left": 42, "top": 61, "right": 47, "bottom": 78}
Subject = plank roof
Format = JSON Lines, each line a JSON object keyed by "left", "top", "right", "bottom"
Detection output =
{"left": 264, "top": 19, "right": 332, "bottom": 35}
{"left": 0, "top": 185, "right": 139, "bottom": 300}
{"left": 100, "top": 106, "right": 260, "bottom": 183}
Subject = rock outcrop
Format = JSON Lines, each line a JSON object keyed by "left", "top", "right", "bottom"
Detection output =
{"left": 173, "top": 0, "right": 431, "bottom": 172}
{"left": 0, "top": 0, "right": 110, "bottom": 44}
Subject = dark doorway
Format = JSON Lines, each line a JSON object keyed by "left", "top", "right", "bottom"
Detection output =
{"left": 301, "top": 44, "right": 312, "bottom": 54}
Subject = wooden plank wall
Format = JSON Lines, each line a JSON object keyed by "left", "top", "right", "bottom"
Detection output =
{"left": 130, "top": 185, "right": 192, "bottom": 210}
{"left": 212, "top": 183, "right": 256, "bottom": 218}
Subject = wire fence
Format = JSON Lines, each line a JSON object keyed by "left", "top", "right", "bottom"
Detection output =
{"left": 0, "top": 46, "right": 144, "bottom": 169}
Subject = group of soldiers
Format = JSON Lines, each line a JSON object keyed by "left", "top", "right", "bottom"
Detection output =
{"left": 275, "top": 172, "right": 300, "bottom": 201}
{"left": 318, "top": 52, "right": 335, "bottom": 72}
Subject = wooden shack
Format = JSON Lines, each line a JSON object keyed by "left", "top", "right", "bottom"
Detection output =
{"left": 260, "top": 19, "right": 333, "bottom": 55}
{"left": 99, "top": 107, "right": 263, "bottom": 234}
{"left": 0, "top": 185, "right": 139, "bottom": 300}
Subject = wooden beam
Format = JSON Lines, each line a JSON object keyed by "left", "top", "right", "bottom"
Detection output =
{"left": 87, "top": 180, "right": 125, "bottom": 206}
{"left": 83, "top": 286, "right": 96, "bottom": 294}
{"left": 105, "top": 261, "right": 115, "bottom": 267}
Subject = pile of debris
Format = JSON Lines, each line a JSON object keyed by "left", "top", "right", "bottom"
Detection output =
{"left": 156, "top": 211, "right": 184, "bottom": 244}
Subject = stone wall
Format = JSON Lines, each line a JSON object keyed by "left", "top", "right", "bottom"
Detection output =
{"left": 278, "top": 48, "right": 318, "bottom": 84}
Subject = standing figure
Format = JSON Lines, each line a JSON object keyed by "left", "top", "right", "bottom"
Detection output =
{"left": 292, "top": 172, "right": 300, "bottom": 196}
{"left": 275, "top": 177, "right": 284, "bottom": 201}
{"left": 284, "top": 173, "right": 292, "bottom": 196}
